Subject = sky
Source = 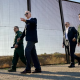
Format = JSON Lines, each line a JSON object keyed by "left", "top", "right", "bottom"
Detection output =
{"left": 70, "top": 0, "right": 80, "bottom": 2}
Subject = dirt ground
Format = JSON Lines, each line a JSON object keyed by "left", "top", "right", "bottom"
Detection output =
{"left": 0, "top": 64, "right": 80, "bottom": 80}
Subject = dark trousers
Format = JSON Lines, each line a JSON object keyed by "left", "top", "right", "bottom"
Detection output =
{"left": 25, "top": 41, "right": 41, "bottom": 70}
{"left": 65, "top": 44, "right": 80, "bottom": 65}
{"left": 65, "top": 46, "right": 70, "bottom": 63}
{"left": 12, "top": 46, "right": 26, "bottom": 70}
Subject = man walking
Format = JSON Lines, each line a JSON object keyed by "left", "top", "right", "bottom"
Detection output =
{"left": 78, "top": 13, "right": 80, "bottom": 46}
{"left": 17, "top": 11, "right": 41, "bottom": 74}
{"left": 8, "top": 26, "right": 26, "bottom": 72}
{"left": 62, "top": 22, "right": 80, "bottom": 68}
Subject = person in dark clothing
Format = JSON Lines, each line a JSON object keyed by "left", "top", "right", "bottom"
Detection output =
{"left": 17, "top": 11, "right": 41, "bottom": 74}
{"left": 8, "top": 26, "right": 26, "bottom": 72}
{"left": 62, "top": 22, "right": 80, "bottom": 68}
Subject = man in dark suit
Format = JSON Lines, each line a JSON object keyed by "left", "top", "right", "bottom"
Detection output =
{"left": 62, "top": 22, "right": 80, "bottom": 68}
{"left": 17, "top": 11, "right": 41, "bottom": 74}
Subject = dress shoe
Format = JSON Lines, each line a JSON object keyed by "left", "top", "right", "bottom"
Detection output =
{"left": 68, "top": 65, "right": 75, "bottom": 68}
{"left": 32, "top": 69, "right": 42, "bottom": 73}
{"left": 21, "top": 69, "right": 31, "bottom": 74}
{"left": 8, "top": 69, "right": 16, "bottom": 72}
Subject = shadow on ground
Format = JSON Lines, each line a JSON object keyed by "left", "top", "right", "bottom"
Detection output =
{"left": 0, "top": 70, "right": 80, "bottom": 80}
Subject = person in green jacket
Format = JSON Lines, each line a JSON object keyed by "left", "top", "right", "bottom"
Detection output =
{"left": 78, "top": 13, "right": 80, "bottom": 46}
{"left": 77, "top": 24, "right": 80, "bottom": 45}
{"left": 8, "top": 26, "right": 26, "bottom": 72}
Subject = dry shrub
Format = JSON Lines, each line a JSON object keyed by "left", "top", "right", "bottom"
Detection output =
{"left": 0, "top": 53, "right": 80, "bottom": 68}
{"left": 0, "top": 64, "right": 10, "bottom": 68}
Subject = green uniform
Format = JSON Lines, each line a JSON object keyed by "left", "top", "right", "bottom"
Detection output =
{"left": 12, "top": 31, "right": 26, "bottom": 70}
{"left": 77, "top": 25, "right": 80, "bottom": 43}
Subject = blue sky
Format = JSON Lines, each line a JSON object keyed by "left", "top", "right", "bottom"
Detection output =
{"left": 70, "top": 0, "right": 80, "bottom": 2}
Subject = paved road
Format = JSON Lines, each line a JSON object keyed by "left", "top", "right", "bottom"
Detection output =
{"left": 0, "top": 64, "right": 80, "bottom": 80}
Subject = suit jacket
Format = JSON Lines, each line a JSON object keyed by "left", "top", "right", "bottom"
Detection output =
{"left": 63, "top": 27, "right": 77, "bottom": 46}
{"left": 20, "top": 18, "right": 38, "bottom": 43}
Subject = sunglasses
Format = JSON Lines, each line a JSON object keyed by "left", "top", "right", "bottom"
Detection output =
{"left": 24, "top": 13, "right": 28, "bottom": 15}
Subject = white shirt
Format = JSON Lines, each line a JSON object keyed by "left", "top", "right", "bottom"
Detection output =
{"left": 65, "top": 27, "right": 69, "bottom": 40}
{"left": 27, "top": 17, "right": 31, "bottom": 20}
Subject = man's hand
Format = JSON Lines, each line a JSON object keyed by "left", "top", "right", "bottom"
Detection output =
{"left": 17, "top": 38, "right": 20, "bottom": 42}
{"left": 72, "top": 38, "right": 76, "bottom": 42}
{"left": 14, "top": 44, "right": 18, "bottom": 48}
{"left": 62, "top": 44, "right": 64, "bottom": 48}
{"left": 20, "top": 18, "right": 26, "bottom": 22}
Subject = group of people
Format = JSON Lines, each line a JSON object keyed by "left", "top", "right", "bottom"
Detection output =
{"left": 8, "top": 11, "right": 80, "bottom": 74}
{"left": 8, "top": 11, "right": 41, "bottom": 74}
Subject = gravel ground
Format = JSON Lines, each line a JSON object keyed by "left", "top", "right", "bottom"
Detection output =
{"left": 0, "top": 64, "right": 80, "bottom": 80}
